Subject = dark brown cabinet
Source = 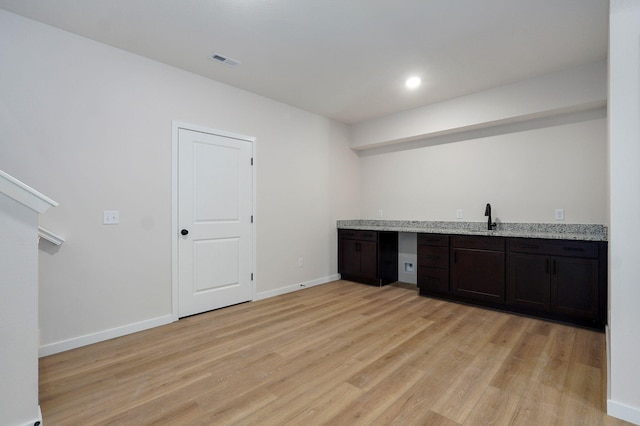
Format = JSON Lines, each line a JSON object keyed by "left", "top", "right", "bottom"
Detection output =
{"left": 340, "top": 238, "right": 377, "bottom": 281}
{"left": 451, "top": 235, "right": 505, "bottom": 303}
{"left": 507, "top": 238, "right": 604, "bottom": 328}
{"left": 416, "top": 233, "right": 607, "bottom": 330}
{"left": 417, "top": 233, "right": 450, "bottom": 295}
{"left": 338, "top": 229, "right": 398, "bottom": 286}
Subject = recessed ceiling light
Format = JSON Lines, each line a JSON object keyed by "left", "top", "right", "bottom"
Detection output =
{"left": 405, "top": 76, "right": 421, "bottom": 89}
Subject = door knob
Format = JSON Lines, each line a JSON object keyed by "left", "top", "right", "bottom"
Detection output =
{"left": 181, "top": 229, "right": 189, "bottom": 236}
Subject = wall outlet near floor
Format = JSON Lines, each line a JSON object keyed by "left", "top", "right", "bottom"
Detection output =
{"left": 456, "top": 209, "right": 463, "bottom": 219}
{"left": 103, "top": 210, "right": 120, "bottom": 224}
{"left": 378, "top": 209, "right": 383, "bottom": 218}
{"left": 555, "top": 209, "right": 565, "bottom": 220}
{"left": 298, "top": 257, "right": 304, "bottom": 268}
{"left": 403, "top": 262, "right": 415, "bottom": 274}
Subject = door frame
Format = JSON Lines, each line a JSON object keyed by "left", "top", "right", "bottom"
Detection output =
{"left": 171, "top": 121, "right": 257, "bottom": 321}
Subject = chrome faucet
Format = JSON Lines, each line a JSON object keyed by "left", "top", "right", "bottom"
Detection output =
{"left": 485, "top": 203, "right": 497, "bottom": 230}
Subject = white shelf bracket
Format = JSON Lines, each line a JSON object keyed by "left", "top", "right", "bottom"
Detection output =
{"left": 38, "top": 226, "right": 65, "bottom": 245}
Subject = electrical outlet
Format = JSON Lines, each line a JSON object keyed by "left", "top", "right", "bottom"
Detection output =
{"left": 378, "top": 209, "right": 383, "bottom": 218}
{"left": 403, "top": 262, "right": 415, "bottom": 274}
{"left": 103, "top": 210, "right": 120, "bottom": 225}
{"left": 456, "top": 209, "right": 463, "bottom": 219}
{"left": 555, "top": 209, "right": 565, "bottom": 220}
{"left": 298, "top": 257, "right": 304, "bottom": 268}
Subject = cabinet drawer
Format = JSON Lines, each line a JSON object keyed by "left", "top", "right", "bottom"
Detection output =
{"left": 508, "top": 238, "right": 554, "bottom": 255}
{"left": 418, "top": 246, "right": 449, "bottom": 269}
{"left": 451, "top": 235, "right": 505, "bottom": 251}
{"left": 508, "top": 238, "right": 598, "bottom": 259}
{"left": 417, "top": 266, "right": 449, "bottom": 293}
{"left": 418, "top": 233, "right": 449, "bottom": 247}
{"left": 338, "top": 229, "right": 378, "bottom": 242}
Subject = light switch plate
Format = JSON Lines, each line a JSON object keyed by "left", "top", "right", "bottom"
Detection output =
{"left": 103, "top": 210, "right": 120, "bottom": 224}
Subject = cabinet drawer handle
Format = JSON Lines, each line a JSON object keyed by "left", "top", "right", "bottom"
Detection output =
{"left": 426, "top": 255, "right": 440, "bottom": 260}
{"left": 522, "top": 244, "right": 539, "bottom": 249}
{"left": 546, "top": 258, "right": 550, "bottom": 274}
{"left": 426, "top": 276, "right": 441, "bottom": 281}
{"left": 552, "top": 259, "right": 557, "bottom": 275}
{"left": 563, "top": 247, "right": 584, "bottom": 252}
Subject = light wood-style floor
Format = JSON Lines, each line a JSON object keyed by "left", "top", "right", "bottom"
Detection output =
{"left": 39, "top": 280, "right": 632, "bottom": 425}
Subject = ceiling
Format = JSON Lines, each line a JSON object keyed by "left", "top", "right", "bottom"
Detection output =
{"left": 0, "top": 0, "right": 609, "bottom": 124}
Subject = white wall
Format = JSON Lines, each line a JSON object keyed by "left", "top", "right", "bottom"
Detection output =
{"left": 359, "top": 116, "right": 607, "bottom": 224}
{"left": 0, "top": 194, "right": 41, "bottom": 426}
{"left": 0, "top": 10, "right": 360, "bottom": 353}
{"left": 608, "top": 1, "right": 640, "bottom": 424}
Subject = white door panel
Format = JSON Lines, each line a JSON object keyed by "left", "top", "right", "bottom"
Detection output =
{"left": 178, "top": 128, "right": 253, "bottom": 318}
{"left": 193, "top": 142, "right": 240, "bottom": 221}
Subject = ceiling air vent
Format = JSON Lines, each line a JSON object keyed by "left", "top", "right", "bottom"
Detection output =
{"left": 209, "top": 52, "right": 240, "bottom": 67}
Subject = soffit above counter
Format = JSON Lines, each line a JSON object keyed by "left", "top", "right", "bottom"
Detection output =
{"left": 349, "top": 61, "right": 607, "bottom": 154}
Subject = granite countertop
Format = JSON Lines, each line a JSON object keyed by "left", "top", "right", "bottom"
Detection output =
{"left": 337, "top": 220, "right": 607, "bottom": 242}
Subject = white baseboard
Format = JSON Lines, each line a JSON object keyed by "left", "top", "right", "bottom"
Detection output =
{"left": 608, "top": 399, "right": 640, "bottom": 425}
{"left": 254, "top": 274, "right": 340, "bottom": 301}
{"left": 39, "top": 314, "right": 174, "bottom": 357}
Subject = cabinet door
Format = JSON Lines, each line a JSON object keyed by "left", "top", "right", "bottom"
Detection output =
{"left": 358, "top": 240, "right": 378, "bottom": 280}
{"left": 339, "top": 237, "right": 378, "bottom": 281}
{"left": 452, "top": 249, "right": 505, "bottom": 302}
{"left": 507, "top": 253, "right": 550, "bottom": 311}
{"left": 339, "top": 238, "right": 361, "bottom": 276}
{"left": 551, "top": 257, "right": 598, "bottom": 319}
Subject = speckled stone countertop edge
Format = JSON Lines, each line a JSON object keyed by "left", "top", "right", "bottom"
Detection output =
{"left": 336, "top": 220, "right": 608, "bottom": 242}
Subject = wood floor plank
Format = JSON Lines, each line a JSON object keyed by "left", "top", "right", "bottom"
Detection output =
{"left": 272, "top": 290, "right": 420, "bottom": 359}
{"left": 456, "top": 309, "right": 510, "bottom": 355}
{"left": 278, "top": 382, "right": 364, "bottom": 425}
{"left": 431, "top": 342, "right": 512, "bottom": 423}
{"left": 230, "top": 353, "right": 365, "bottom": 424}
{"left": 462, "top": 385, "right": 520, "bottom": 426}
{"left": 489, "top": 331, "right": 548, "bottom": 397}
{"left": 199, "top": 384, "right": 278, "bottom": 425}
{"left": 572, "top": 326, "right": 606, "bottom": 368}
{"left": 414, "top": 410, "right": 462, "bottom": 426}
{"left": 346, "top": 319, "right": 434, "bottom": 390}
{"left": 99, "top": 400, "right": 211, "bottom": 426}
{"left": 324, "top": 363, "right": 425, "bottom": 425}
{"left": 489, "top": 314, "right": 530, "bottom": 347}
{"left": 531, "top": 323, "right": 577, "bottom": 392}
{"left": 563, "top": 362, "right": 604, "bottom": 411}
{"left": 372, "top": 349, "right": 474, "bottom": 425}
{"left": 38, "top": 280, "right": 630, "bottom": 425}
{"left": 510, "top": 382, "right": 562, "bottom": 425}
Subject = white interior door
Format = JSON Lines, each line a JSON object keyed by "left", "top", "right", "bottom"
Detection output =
{"left": 177, "top": 127, "right": 253, "bottom": 318}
